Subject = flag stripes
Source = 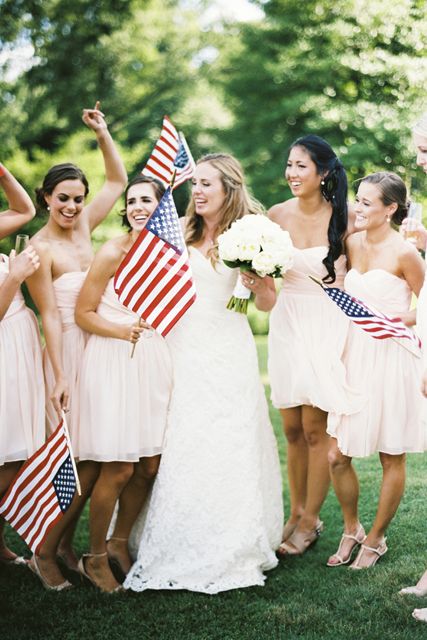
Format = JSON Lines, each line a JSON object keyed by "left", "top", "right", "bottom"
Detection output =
{"left": 0, "top": 421, "right": 77, "bottom": 554}
{"left": 315, "top": 280, "right": 422, "bottom": 356}
{"left": 142, "top": 116, "right": 195, "bottom": 189}
{"left": 114, "top": 187, "right": 196, "bottom": 337}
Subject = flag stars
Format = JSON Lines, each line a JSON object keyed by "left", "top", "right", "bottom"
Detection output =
{"left": 53, "top": 457, "right": 76, "bottom": 512}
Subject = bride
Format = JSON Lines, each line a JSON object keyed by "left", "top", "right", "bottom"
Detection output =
{"left": 124, "top": 153, "right": 283, "bottom": 594}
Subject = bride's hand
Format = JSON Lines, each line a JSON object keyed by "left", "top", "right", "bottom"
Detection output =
{"left": 241, "top": 270, "right": 267, "bottom": 294}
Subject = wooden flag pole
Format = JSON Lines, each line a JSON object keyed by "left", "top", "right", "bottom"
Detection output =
{"left": 308, "top": 275, "right": 324, "bottom": 287}
{"left": 61, "top": 410, "right": 81, "bottom": 496}
{"left": 170, "top": 169, "right": 177, "bottom": 190}
{"left": 130, "top": 317, "right": 143, "bottom": 359}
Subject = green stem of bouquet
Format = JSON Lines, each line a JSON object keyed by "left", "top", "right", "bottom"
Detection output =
{"left": 227, "top": 296, "right": 249, "bottom": 314}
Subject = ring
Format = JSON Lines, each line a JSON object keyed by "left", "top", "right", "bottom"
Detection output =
{"left": 249, "top": 278, "right": 255, "bottom": 285}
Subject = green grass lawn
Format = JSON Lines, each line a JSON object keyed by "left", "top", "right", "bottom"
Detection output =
{"left": 2, "top": 336, "right": 427, "bottom": 639}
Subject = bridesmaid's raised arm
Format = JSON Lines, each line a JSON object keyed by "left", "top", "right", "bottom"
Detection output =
{"left": 80, "top": 102, "right": 127, "bottom": 232}
{"left": 0, "top": 164, "right": 35, "bottom": 239}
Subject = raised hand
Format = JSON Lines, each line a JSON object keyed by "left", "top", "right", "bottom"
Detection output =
{"left": 82, "top": 100, "right": 107, "bottom": 132}
{"left": 9, "top": 246, "right": 40, "bottom": 283}
{"left": 401, "top": 217, "right": 427, "bottom": 252}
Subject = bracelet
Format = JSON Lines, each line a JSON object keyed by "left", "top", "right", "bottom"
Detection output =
{"left": 0, "top": 164, "right": 6, "bottom": 178}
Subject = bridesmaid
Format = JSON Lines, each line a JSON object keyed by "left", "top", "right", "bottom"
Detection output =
{"left": 398, "top": 112, "right": 427, "bottom": 622}
{"left": 0, "top": 164, "right": 42, "bottom": 565}
{"left": 251, "top": 135, "right": 361, "bottom": 555}
{"left": 25, "top": 103, "right": 127, "bottom": 589}
{"left": 74, "top": 175, "right": 173, "bottom": 593}
{"left": 327, "top": 171, "right": 425, "bottom": 569}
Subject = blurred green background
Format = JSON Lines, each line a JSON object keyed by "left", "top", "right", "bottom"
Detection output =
{"left": 0, "top": 0, "right": 426, "bottom": 301}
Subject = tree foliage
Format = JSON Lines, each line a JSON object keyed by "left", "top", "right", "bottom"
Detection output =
{"left": 0, "top": 0, "right": 426, "bottom": 224}
{"left": 215, "top": 0, "right": 427, "bottom": 206}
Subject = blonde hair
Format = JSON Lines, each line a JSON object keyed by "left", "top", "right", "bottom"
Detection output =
{"left": 413, "top": 111, "right": 427, "bottom": 138}
{"left": 185, "top": 153, "right": 264, "bottom": 260}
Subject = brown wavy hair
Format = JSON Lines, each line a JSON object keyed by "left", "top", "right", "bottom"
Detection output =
{"left": 185, "top": 153, "right": 264, "bottom": 260}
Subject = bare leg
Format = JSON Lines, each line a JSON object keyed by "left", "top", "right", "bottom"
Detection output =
{"left": 297, "top": 405, "right": 330, "bottom": 531}
{"left": 57, "top": 520, "right": 80, "bottom": 572}
{"left": 327, "top": 438, "right": 362, "bottom": 565}
{"left": 34, "top": 461, "right": 99, "bottom": 587}
{"left": 84, "top": 461, "right": 134, "bottom": 592}
{"left": 0, "top": 461, "right": 23, "bottom": 562}
{"left": 279, "top": 406, "right": 331, "bottom": 554}
{"left": 415, "top": 570, "right": 427, "bottom": 591}
{"left": 108, "top": 455, "right": 161, "bottom": 573}
{"left": 354, "top": 452, "right": 405, "bottom": 568}
{"left": 280, "top": 407, "right": 307, "bottom": 533}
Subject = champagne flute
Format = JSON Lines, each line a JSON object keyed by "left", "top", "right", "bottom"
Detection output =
{"left": 405, "top": 202, "right": 422, "bottom": 243}
{"left": 15, "top": 234, "right": 29, "bottom": 254}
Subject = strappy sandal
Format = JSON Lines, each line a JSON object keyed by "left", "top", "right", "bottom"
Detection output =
{"left": 106, "top": 537, "right": 130, "bottom": 583}
{"left": 412, "top": 608, "right": 427, "bottom": 622}
{"left": 29, "top": 555, "right": 73, "bottom": 591}
{"left": 78, "top": 552, "right": 123, "bottom": 593}
{"left": 327, "top": 524, "right": 366, "bottom": 567}
{"left": 281, "top": 520, "right": 298, "bottom": 542}
{"left": 349, "top": 537, "right": 387, "bottom": 570}
{"left": 0, "top": 553, "right": 28, "bottom": 567}
{"left": 278, "top": 520, "right": 324, "bottom": 556}
{"left": 399, "top": 584, "right": 427, "bottom": 597}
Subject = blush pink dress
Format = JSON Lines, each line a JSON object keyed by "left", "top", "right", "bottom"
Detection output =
{"left": 74, "top": 278, "right": 173, "bottom": 461}
{"left": 327, "top": 269, "right": 426, "bottom": 457}
{"left": 43, "top": 271, "right": 88, "bottom": 435}
{"left": 268, "top": 247, "right": 362, "bottom": 415}
{"left": 0, "top": 255, "right": 45, "bottom": 465}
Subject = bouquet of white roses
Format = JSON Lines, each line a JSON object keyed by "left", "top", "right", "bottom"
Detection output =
{"left": 218, "top": 214, "right": 294, "bottom": 313}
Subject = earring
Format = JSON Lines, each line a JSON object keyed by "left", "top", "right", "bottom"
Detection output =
{"left": 386, "top": 215, "right": 390, "bottom": 223}
{"left": 47, "top": 206, "right": 50, "bottom": 211}
{"left": 321, "top": 180, "right": 325, "bottom": 186}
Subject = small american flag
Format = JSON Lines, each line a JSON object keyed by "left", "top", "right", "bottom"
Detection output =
{"left": 311, "top": 277, "right": 422, "bottom": 357}
{"left": 114, "top": 187, "right": 196, "bottom": 337}
{"left": 142, "top": 115, "right": 195, "bottom": 189}
{"left": 0, "top": 420, "right": 77, "bottom": 554}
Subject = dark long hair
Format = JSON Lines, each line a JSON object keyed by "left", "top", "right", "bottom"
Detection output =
{"left": 289, "top": 135, "right": 348, "bottom": 283}
{"left": 35, "top": 163, "right": 89, "bottom": 213}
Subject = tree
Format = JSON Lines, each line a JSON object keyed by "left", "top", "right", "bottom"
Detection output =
{"left": 215, "top": 0, "right": 427, "bottom": 206}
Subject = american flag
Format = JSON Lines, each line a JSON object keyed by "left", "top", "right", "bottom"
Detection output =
{"left": 142, "top": 115, "right": 195, "bottom": 189}
{"left": 114, "top": 187, "right": 196, "bottom": 337}
{"left": 0, "top": 420, "right": 77, "bottom": 554}
{"left": 312, "top": 278, "right": 422, "bottom": 357}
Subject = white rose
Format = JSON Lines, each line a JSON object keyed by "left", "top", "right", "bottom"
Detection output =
{"left": 237, "top": 239, "right": 261, "bottom": 261}
{"left": 252, "top": 251, "right": 278, "bottom": 277}
{"left": 218, "top": 235, "right": 241, "bottom": 262}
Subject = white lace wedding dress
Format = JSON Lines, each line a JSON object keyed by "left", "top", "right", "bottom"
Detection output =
{"left": 124, "top": 247, "right": 283, "bottom": 594}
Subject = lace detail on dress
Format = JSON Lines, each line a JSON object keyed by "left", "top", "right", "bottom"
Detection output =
{"left": 124, "top": 251, "right": 283, "bottom": 594}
